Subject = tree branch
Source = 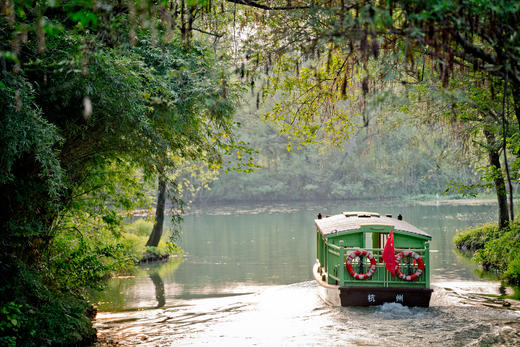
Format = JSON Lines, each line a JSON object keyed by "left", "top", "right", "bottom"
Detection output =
{"left": 225, "top": 0, "right": 311, "bottom": 11}
{"left": 453, "top": 32, "right": 496, "bottom": 67}
{"left": 192, "top": 27, "right": 224, "bottom": 38}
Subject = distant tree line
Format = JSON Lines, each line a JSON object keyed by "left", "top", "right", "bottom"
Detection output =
{"left": 190, "top": 109, "right": 482, "bottom": 203}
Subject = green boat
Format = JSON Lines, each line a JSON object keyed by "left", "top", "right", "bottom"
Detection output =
{"left": 313, "top": 211, "right": 433, "bottom": 307}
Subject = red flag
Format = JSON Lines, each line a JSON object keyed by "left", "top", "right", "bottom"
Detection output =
{"left": 383, "top": 229, "right": 396, "bottom": 276}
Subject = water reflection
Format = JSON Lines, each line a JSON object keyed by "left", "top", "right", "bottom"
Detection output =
{"left": 93, "top": 200, "right": 500, "bottom": 311}
{"left": 91, "top": 258, "right": 184, "bottom": 312}
{"left": 92, "top": 200, "right": 520, "bottom": 346}
{"left": 149, "top": 272, "right": 165, "bottom": 308}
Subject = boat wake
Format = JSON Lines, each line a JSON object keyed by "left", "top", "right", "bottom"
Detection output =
{"left": 95, "top": 280, "right": 520, "bottom": 346}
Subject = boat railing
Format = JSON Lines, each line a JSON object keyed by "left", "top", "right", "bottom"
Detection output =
{"left": 323, "top": 240, "right": 430, "bottom": 288}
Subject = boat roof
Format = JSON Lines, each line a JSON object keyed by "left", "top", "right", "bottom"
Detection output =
{"left": 315, "top": 211, "right": 431, "bottom": 239}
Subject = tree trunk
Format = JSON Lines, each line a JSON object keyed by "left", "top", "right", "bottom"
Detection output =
{"left": 502, "top": 75, "right": 514, "bottom": 221}
{"left": 483, "top": 128, "right": 510, "bottom": 229}
{"left": 146, "top": 178, "right": 167, "bottom": 247}
{"left": 503, "top": 142, "right": 514, "bottom": 222}
{"left": 512, "top": 85, "right": 520, "bottom": 135}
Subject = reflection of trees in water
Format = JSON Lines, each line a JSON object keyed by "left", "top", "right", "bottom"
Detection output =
{"left": 149, "top": 272, "right": 165, "bottom": 308}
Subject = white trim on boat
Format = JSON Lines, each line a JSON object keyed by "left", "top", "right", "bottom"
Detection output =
{"left": 312, "top": 261, "right": 341, "bottom": 306}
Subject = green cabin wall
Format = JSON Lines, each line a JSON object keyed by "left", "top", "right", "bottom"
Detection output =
{"left": 316, "top": 224, "right": 431, "bottom": 288}
{"left": 327, "top": 232, "right": 363, "bottom": 247}
{"left": 393, "top": 232, "right": 426, "bottom": 248}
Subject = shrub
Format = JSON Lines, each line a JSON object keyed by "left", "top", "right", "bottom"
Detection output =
{"left": 464, "top": 222, "right": 520, "bottom": 284}
{"left": 505, "top": 256, "right": 520, "bottom": 285}
{"left": 122, "top": 232, "right": 147, "bottom": 261}
{"left": 49, "top": 217, "right": 139, "bottom": 292}
{"left": 453, "top": 223, "right": 499, "bottom": 251}
{"left": 473, "top": 223, "right": 520, "bottom": 271}
{"left": 453, "top": 222, "right": 520, "bottom": 285}
{"left": 126, "top": 219, "right": 153, "bottom": 237}
{"left": 0, "top": 258, "right": 96, "bottom": 347}
{"left": 0, "top": 301, "right": 23, "bottom": 347}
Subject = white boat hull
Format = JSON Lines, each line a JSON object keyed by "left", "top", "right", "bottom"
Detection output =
{"left": 313, "top": 262, "right": 341, "bottom": 306}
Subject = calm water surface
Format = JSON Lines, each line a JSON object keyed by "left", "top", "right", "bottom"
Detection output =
{"left": 92, "top": 200, "right": 520, "bottom": 346}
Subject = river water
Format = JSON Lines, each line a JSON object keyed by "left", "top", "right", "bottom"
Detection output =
{"left": 92, "top": 200, "right": 520, "bottom": 346}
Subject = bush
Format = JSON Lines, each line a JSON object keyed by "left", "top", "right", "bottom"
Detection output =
{"left": 453, "top": 223, "right": 499, "bottom": 251}
{"left": 0, "top": 301, "right": 23, "bottom": 347}
{"left": 505, "top": 256, "right": 520, "bottom": 285}
{"left": 0, "top": 258, "right": 96, "bottom": 347}
{"left": 140, "top": 242, "right": 183, "bottom": 263}
{"left": 473, "top": 222, "right": 520, "bottom": 273}
{"left": 49, "top": 217, "right": 140, "bottom": 292}
{"left": 122, "top": 232, "right": 147, "bottom": 260}
{"left": 126, "top": 219, "right": 153, "bottom": 237}
{"left": 456, "top": 221, "right": 520, "bottom": 286}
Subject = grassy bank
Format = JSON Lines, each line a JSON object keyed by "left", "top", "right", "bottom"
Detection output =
{"left": 124, "top": 219, "right": 183, "bottom": 263}
{"left": 454, "top": 221, "right": 520, "bottom": 285}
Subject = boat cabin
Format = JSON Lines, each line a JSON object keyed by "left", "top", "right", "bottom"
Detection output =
{"left": 314, "top": 211, "right": 432, "bottom": 306}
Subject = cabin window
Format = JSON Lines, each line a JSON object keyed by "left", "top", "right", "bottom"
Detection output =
{"left": 364, "top": 233, "right": 372, "bottom": 249}
{"left": 378, "top": 233, "right": 389, "bottom": 249}
{"left": 375, "top": 233, "right": 390, "bottom": 262}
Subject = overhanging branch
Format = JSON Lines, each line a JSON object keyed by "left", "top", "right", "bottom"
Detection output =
{"left": 225, "top": 0, "right": 311, "bottom": 11}
{"left": 454, "top": 32, "right": 496, "bottom": 67}
{"left": 192, "top": 27, "right": 224, "bottom": 38}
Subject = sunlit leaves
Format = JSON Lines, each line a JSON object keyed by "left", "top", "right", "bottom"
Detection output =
{"left": 0, "top": 0, "right": 253, "bottom": 266}
{"left": 263, "top": 50, "right": 365, "bottom": 148}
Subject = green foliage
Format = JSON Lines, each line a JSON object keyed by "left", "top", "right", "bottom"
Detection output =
{"left": 505, "top": 257, "right": 520, "bottom": 285}
{"left": 1, "top": 1, "right": 244, "bottom": 345}
{"left": 165, "top": 241, "right": 184, "bottom": 255}
{"left": 144, "top": 246, "right": 164, "bottom": 258}
{"left": 0, "top": 302, "right": 23, "bottom": 347}
{"left": 48, "top": 219, "right": 139, "bottom": 293}
{"left": 140, "top": 243, "right": 183, "bottom": 263}
{"left": 454, "top": 223, "right": 499, "bottom": 252}
{"left": 264, "top": 51, "right": 358, "bottom": 148}
{"left": 0, "top": 257, "right": 96, "bottom": 346}
{"left": 444, "top": 181, "right": 483, "bottom": 198}
{"left": 126, "top": 219, "right": 154, "bottom": 237}
{"left": 194, "top": 109, "right": 479, "bottom": 202}
{"left": 0, "top": 73, "right": 63, "bottom": 193}
{"left": 473, "top": 222, "right": 520, "bottom": 274}
{"left": 123, "top": 219, "right": 184, "bottom": 260}
{"left": 455, "top": 222, "right": 520, "bottom": 286}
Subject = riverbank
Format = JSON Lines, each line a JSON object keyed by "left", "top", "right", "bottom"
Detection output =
{"left": 0, "top": 218, "right": 179, "bottom": 347}
{"left": 454, "top": 221, "right": 520, "bottom": 286}
{"left": 89, "top": 199, "right": 520, "bottom": 345}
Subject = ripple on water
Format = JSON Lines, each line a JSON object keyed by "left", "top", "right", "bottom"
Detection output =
{"left": 95, "top": 281, "right": 520, "bottom": 346}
